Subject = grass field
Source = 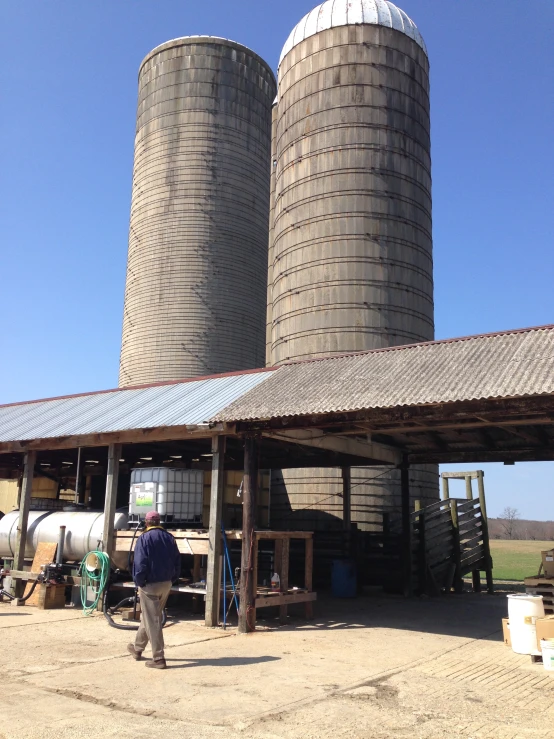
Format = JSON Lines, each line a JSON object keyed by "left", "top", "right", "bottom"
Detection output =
{"left": 490, "top": 540, "right": 552, "bottom": 581}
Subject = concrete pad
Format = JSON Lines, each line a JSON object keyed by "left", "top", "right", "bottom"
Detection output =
{"left": 2, "top": 592, "right": 554, "bottom": 738}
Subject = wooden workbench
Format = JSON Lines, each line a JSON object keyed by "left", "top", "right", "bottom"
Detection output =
{"left": 114, "top": 529, "right": 316, "bottom": 626}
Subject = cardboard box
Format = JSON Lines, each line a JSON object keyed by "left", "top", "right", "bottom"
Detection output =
{"left": 541, "top": 550, "right": 554, "bottom": 577}
{"left": 502, "top": 618, "right": 511, "bottom": 647}
{"left": 536, "top": 615, "right": 554, "bottom": 651}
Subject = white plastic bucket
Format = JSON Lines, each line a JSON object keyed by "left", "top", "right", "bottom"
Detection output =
{"left": 508, "top": 594, "right": 545, "bottom": 656}
{"left": 541, "top": 639, "right": 554, "bottom": 671}
{"left": 85, "top": 552, "right": 100, "bottom": 573}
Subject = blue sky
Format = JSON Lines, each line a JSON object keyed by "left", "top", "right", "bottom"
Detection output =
{"left": 1, "top": 1, "right": 553, "bottom": 518}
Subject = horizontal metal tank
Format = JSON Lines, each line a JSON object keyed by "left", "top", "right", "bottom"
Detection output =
{"left": 119, "top": 36, "right": 277, "bottom": 386}
{"left": 0, "top": 510, "right": 129, "bottom": 563}
{"left": 269, "top": 0, "right": 438, "bottom": 530}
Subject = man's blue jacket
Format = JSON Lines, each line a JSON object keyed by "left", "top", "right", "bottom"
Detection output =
{"left": 132, "top": 526, "right": 181, "bottom": 588}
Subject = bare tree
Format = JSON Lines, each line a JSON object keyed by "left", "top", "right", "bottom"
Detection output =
{"left": 499, "top": 506, "right": 520, "bottom": 539}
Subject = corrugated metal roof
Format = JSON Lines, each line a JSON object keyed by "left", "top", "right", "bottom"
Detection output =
{"left": 0, "top": 370, "right": 275, "bottom": 443}
{"left": 213, "top": 326, "right": 554, "bottom": 422}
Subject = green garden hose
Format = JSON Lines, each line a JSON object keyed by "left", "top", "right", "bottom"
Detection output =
{"left": 79, "top": 550, "right": 110, "bottom": 616}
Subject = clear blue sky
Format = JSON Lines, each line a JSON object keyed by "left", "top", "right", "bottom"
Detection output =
{"left": 1, "top": 1, "right": 553, "bottom": 519}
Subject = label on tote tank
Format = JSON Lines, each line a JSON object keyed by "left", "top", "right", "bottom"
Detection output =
{"left": 131, "top": 482, "right": 155, "bottom": 509}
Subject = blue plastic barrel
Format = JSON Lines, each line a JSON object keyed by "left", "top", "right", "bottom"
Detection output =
{"left": 331, "top": 559, "right": 357, "bottom": 598}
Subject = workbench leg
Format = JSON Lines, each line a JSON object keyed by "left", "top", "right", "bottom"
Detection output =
{"left": 305, "top": 537, "right": 314, "bottom": 620}
{"left": 279, "top": 538, "right": 290, "bottom": 625}
{"left": 192, "top": 554, "right": 202, "bottom": 614}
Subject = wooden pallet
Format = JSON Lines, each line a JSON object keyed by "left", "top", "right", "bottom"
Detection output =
{"left": 524, "top": 578, "right": 554, "bottom": 614}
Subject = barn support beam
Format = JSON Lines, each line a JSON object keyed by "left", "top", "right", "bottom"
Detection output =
{"left": 238, "top": 436, "right": 258, "bottom": 634}
{"left": 13, "top": 451, "right": 36, "bottom": 599}
{"left": 401, "top": 461, "right": 413, "bottom": 598}
{"left": 205, "top": 435, "right": 225, "bottom": 627}
{"left": 101, "top": 444, "right": 121, "bottom": 558}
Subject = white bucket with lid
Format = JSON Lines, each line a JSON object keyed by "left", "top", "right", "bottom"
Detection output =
{"left": 507, "top": 594, "right": 544, "bottom": 655}
{"left": 541, "top": 639, "right": 554, "bottom": 671}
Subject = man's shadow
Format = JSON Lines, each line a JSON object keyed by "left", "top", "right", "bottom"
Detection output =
{"left": 165, "top": 655, "right": 279, "bottom": 669}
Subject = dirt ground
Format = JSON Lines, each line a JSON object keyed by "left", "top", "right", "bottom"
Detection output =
{"left": 1, "top": 590, "right": 553, "bottom": 739}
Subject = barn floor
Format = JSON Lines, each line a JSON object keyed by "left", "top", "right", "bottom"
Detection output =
{"left": 1, "top": 590, "right": 552, "bottom": 739}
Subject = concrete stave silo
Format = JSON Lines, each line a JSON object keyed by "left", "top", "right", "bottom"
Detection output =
{"left": 268, "top": 0, "right": 438, "bottom": 530}
{"left": 120, "top": 37, "right": 276, "bottom": 387}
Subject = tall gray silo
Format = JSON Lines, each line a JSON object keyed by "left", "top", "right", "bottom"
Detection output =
{"left": 119, "top": 37, "right": 276, "bottom": 387}
{"left": 268, "top": 0, "right": 438, "bottom": 530}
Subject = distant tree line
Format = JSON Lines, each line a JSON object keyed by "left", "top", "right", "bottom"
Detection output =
{"left": 489, "top": 507, "right": 554, "bottom": 541}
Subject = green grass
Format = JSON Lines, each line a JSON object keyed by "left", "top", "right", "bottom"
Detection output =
{"left": 490, "top": 540, "right": 552, "bottom": 581}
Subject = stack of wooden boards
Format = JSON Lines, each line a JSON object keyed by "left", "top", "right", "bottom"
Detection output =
{"left": 523, "top": 549, "right": 554, "bottom": 615}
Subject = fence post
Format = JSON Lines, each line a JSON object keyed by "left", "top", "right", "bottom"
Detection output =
{"left": 477, "top": 470, "right": 494, "bottom": 594}
{"left": 441, "top": 476, "right": 450, "bottom": 500}
{"left": 450, "top": 499, "right": 463, "bottom": 593}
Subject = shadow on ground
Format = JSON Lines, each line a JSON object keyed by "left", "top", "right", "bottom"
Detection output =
{"left": 165, "top": 655, "right": 280, "bottom": 669}
{"left": 207, "top": 589, "right": 513, "bottom": 643}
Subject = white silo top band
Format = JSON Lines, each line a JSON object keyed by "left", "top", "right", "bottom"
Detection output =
{"left": 279, "top": 0, "right": 427, "bottom": 66}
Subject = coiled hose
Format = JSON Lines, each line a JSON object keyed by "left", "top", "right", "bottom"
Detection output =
{"left": 79, "top": 548, "right": 167, "bottom": 630}
{"left": 79, "top": 550, "right": 110, "bottom": 616}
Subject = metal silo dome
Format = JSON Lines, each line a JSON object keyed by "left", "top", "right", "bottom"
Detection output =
{"left": 279, "top": 0, "right": 427, "bottom": 66}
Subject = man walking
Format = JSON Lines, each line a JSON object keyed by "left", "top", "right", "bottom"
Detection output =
{"left": 127, "top": 510, "right": 181, "bottom": 669}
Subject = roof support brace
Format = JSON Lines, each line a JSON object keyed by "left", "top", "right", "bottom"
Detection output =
{"left": 263, "top": 429, "right": 402, "bottom": 465}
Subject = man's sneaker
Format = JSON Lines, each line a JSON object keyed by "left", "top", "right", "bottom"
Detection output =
{"left": 127, "top": 643, "right": 143, "bottom": 660}
{"left": 145, "top": 658, "right": 167, "bottom": 669}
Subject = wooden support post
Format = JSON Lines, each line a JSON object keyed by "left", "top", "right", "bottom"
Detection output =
{"left": 477, "top": 470, "right": 494, "bottom": 594}
{"left": 415, "top": 501, "right": 427, "bottom": 596}
{"left": 279, "top": 538, "right": 290, "bottom": 624}
{"left": 192, "top": 554, "right": 202, "bottom": 614}
{"left": 252, "top": 533, "right": 259, "bottom": 597}
{"left": 450, "top": 499, "right": 464, "bottom": 593}
{"left": 238, "top": 436, "right": 258, "bottom": 634}
{"left": 401, "top": 462, "right": 413, "bottom": 598}
{"left": 74, "top": 447, "right": 83, "bottom": 505}
{"left": 441, "top": 476, "right": 450, "bottom": 500}
{"left": 13, "top": 451, "right": 36, "bottom": 599}
{"left": 101, "top": 444, "right": 121, "bottom": 559}
{"left": 342, "top": 466, "right": 352, "bottom": 558}
{"left": 274, "top": 539, "right": 283, "bottom": 581}
{"left": 465, "top": 474, "right": 479, "bottom": 591}
{"left": 205, "top": 435, "right": 225, "bottom": 627}
{"left": 305, "top": 537, "right": 314, "bottom": 619}
{"left": 342, "top": 464, "right": 351, "bottom": 528}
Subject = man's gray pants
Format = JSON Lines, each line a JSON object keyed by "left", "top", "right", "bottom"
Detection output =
{"left": 134, "top": 581, "right": 172, "bottom": 661}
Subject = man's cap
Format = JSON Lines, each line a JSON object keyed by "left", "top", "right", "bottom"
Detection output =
{"left": 145, "top": 510, "right": 161, "bottom": 523}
